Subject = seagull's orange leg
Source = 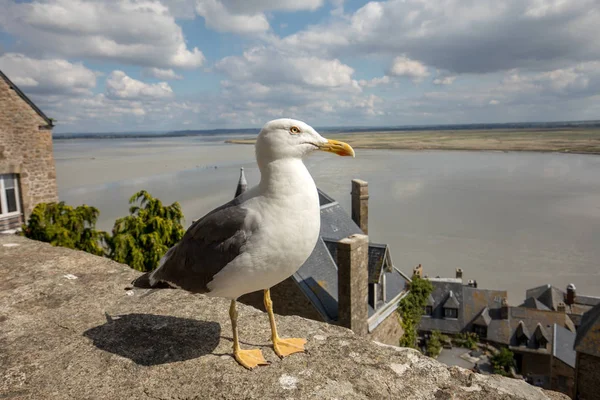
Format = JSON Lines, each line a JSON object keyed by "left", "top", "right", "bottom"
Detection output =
{"left": 229, "top": 300, "right": 269, "bottom": 369}
{"left": 264, "top": 289, "right": 306, "bottom": 357}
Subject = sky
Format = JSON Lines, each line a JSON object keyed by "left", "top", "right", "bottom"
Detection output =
{"left": 0, "top": 0, "right": 599, "bottom": 133}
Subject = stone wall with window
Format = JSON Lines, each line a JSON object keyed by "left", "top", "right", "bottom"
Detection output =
{"left": 0, "top": 75, "right": 58, "bottom": 231}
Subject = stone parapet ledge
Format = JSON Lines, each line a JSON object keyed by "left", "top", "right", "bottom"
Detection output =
{"left": 0, "top": 236, "right": 567, "bottom": 400}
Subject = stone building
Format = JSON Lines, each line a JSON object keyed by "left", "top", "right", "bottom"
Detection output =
{"left": 237, "top": 172, "right": 411, "bottom": 345}
{"left": 0, "top": 69, "right": 58, "bottom": 232}
{"left": 574, "top": 303, "right": 600, "bottom": 400}
{"left": 418, "top": 267, "right": 578, "bottom": 395}
{"left": 522, "top": 283, "right": 600, "bottom": 329}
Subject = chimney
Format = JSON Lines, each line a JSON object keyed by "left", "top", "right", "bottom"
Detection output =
{"left": 337, "top": 234, "right": 369, "bottom": 336}
{"left": 234, "top": 167, "right": 247, "bottom": 198}
{"left": 557, "top": 302, "right": 566, "bottom": 313}
{"left": 566, "top": 283, "right": 576, "bottom": 306}
{"left": 351, "top": 179, "right": 369, "bottom": 234}
{"left": 413, "top": 264, "right": 423, "bottom": 278}
{"left": 500, "top": 298, "right": 509, "bottom": 320}
{"left": 455, "top": 268, "right": 463, "bottom": 280}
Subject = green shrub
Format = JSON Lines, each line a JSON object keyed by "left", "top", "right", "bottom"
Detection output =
{"left": 22, "top": 202, "right": 106, "bottom": 256}
{"left": 456, "top": 332, "right": 479, "bottom": 349}
{"left": 490, "top": 348, "right": 515, "bottom": 376}
{"left": 398, "top": 275, "right": 434, "bottom": 348}
{"left": 105, "top": 190, "right": 184, "bottom": 272}
{"left": 427, "top": 330, "right": 447, "bottom": 357}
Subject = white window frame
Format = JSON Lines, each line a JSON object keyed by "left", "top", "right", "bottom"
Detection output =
{"left": 0, "top": 174, "right": 22, "bottom": 218}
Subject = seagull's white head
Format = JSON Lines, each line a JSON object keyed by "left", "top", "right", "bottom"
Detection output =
{"left": 255, "top": 118, "right": 354, "bottom": 164}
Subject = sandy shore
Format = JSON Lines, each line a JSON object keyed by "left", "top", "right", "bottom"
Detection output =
{"left": 226, "top": 128, "right": 600, "bottom": 154}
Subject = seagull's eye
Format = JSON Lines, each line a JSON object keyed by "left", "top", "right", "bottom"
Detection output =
{"left": 290, "top": 126, "right": 301, "bottom": 134}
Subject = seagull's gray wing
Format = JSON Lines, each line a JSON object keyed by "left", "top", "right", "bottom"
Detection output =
{"left": 133, "top": 195, "right": 254, "bottom": 294}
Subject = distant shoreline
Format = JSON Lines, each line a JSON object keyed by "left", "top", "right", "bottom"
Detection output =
{"left": 225, "top": 128, "right": 600, "bottom": 155}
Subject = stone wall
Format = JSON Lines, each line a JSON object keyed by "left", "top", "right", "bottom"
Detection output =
{"left": 0, "top": 236, "right": 569, "bottom": 400}
{"left": 238, "top": 277, "right": 327, "bottom": 323}
{"left": 550, "top": 357, "right": 575, "bottom": 399}
{"left": 369, "top": 311, "right": 404, "bottom": 346}
{"left": 520, "top": 352, "right": 552, "bottom": 388}
{"left": 575, "top": 353, "right": 600, "bottom": 399}
{"left": 0, "top": 76, "right": 58, "bottom": 227}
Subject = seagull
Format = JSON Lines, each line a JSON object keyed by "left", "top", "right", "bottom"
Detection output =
{"left": 132, "top": 118, "right": 355, "bottom": 369}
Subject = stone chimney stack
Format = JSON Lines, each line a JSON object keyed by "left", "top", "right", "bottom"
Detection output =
{"left": 456, "top": 268, "right": 463, "bottom": 280}
{"left": 234, "top": 167, "right": 247, "bottom": 198}
{"left": 413, "top": 264, "right": 423, "bottom": 278}
{"left": 351, "top": 179, "right": 369, "bottom": 234}
{"left": 500, "top": 298, "right": 509, "bottom": 320}
{"left": 337, "top": 234, "right": 369, "bottom": 336}
{"left": 566, "top": 283, "right": 576, "bottom": 306}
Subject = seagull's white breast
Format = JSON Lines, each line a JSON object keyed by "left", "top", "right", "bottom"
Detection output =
{"left": 206, "top": 158, "right": 321, "bottom": 299}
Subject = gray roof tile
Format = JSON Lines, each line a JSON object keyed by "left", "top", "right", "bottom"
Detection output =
{"left": 552, "top": 324, "right": 576, "bottom": 368}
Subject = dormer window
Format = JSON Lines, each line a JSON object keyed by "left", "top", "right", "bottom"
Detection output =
{"left": 533, "top": 323, "right": 550, "bottom": 349}
{"left": 444, "top": 307, "right": 458, "bottom": 319}
{"left": 424, "top": 305, "right": 433, "bottom": 316}
{"left": 442, "top": 290, "right": 460, "bottom": 319}
{"left": 515, "top": 321, "right": 530, "bottom": 347}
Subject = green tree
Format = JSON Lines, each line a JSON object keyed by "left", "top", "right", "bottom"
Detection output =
{"left": 398, "top": 274, "right": 434, "bottom": 348}
{"left": 106, "top": 190, "right": 184, "bottom": 272}
{"left": 490, "top": 348, "right": 516, "bottom": 376}
{"left": 456, "top": 332, "right": 479, "bottom": 350}
{"left": 426, "top": 330, "right": 447, "bottom": 358}
{"left": 22, "top": 202, "right": 105, "bottom": 256}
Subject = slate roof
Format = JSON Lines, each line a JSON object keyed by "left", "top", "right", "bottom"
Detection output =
{"left": 508, "top": 307, "right": 575, "bottom": 353}
{"left": 293, "top": 188, "right": 410, "bottom": 323}
{"left": 524, "top": 284, "right": 600, "bottom": 320}
{"left": 0, "top": 69, "right": 53, "bottom": 128}
{"left": 473, "top": 307, "right": 491, "bottom": 326}
{"left": 419, "top": 279, "right": 509, "bottom": 339}
{"left": 574, "top": 302, "right": 600, "bottom": 357}
{"left": 418, "top": 279, "right": 465, "bottom": 334}
{"left": 525, "top": 284, "right": 565, "bottom": 311}
{"left": 552, "top": 324, "right": 576, "bottom": 368}
{"left": 443, "top": 291, "right": 460, "bottom": 308}
{"left": 520, "top": 297, "right": 552, "bottom": 311}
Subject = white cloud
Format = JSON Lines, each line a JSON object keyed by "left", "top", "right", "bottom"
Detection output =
{"left": 215, "top": 47, "right": 357, "bottom": 88}
{"left": 433, "top": 76, "right": 456, "bottom": 85}
{"left": 0, "top": 53, "right": 97, "bottom": 95}
{"left": 142, "top": 68, "right": 183, "bottom": 80}
{"left": 0, "top": 0, "right": 204, "bottom": 69}
{"left": 280, "top": 0, "right": 600, "bottom": 74}
{"left": 106, "top": 71, "right": 174, "bottom": 100}
{"left": 359, "top": 75, "right": 390, "bottom": 88}
{"left": 196, "top": 0, "right": 269, "bottom": 34}
{"left": 195, "top": 0, "right": 324, "bottom": 34}
{"left": 389, "top": 56, "right": 429, "bottom": 81}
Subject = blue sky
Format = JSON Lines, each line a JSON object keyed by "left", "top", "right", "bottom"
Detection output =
{"left": 1, "top": 0, "right": 599, "bottom": 133}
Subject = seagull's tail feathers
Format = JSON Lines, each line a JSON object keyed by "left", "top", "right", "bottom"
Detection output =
{"left": 127, "top": 245, "right": 179, "bottom": 295}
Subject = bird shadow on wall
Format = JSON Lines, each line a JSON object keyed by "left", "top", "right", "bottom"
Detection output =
{"left": 83, "top": 313, "right": 221, "bottom": 366}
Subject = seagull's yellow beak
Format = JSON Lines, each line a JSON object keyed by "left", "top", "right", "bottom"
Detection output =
{"left": 318, "top": 139, "right": 355, "bottom": 157}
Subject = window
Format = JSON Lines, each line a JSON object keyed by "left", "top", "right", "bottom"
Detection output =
{"left": 0, "top": 174, "right": 21, "bottom": 217}
{"left": 517, "top": 335, "right": 528, "bottom": 347}
{"left": 424, "top": 306, "right": 433, "bottom": 316}
{"left": 557, "top": 375, "right": 567, "bottom": 388}
{"left": 444, "top": 307, "right": 458, "bottom": 319}
{"left": 472, "top": 325, "right": 487, "bottom": 338}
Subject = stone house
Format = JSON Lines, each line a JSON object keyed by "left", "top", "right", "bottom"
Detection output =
{"left": 237, "top": 171, "right": 411, "bottom": 345}
{"left": 521, "top": 283, "right": 600, "bottom": 329}
{"left": 417, "top": 267, "right": 578, "bottom": 395}
{"left": 574, "top": 303, "right": 600, "bottom": 400}
{"left": 0, "top": 69, "right": 58, "bottom": 232}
